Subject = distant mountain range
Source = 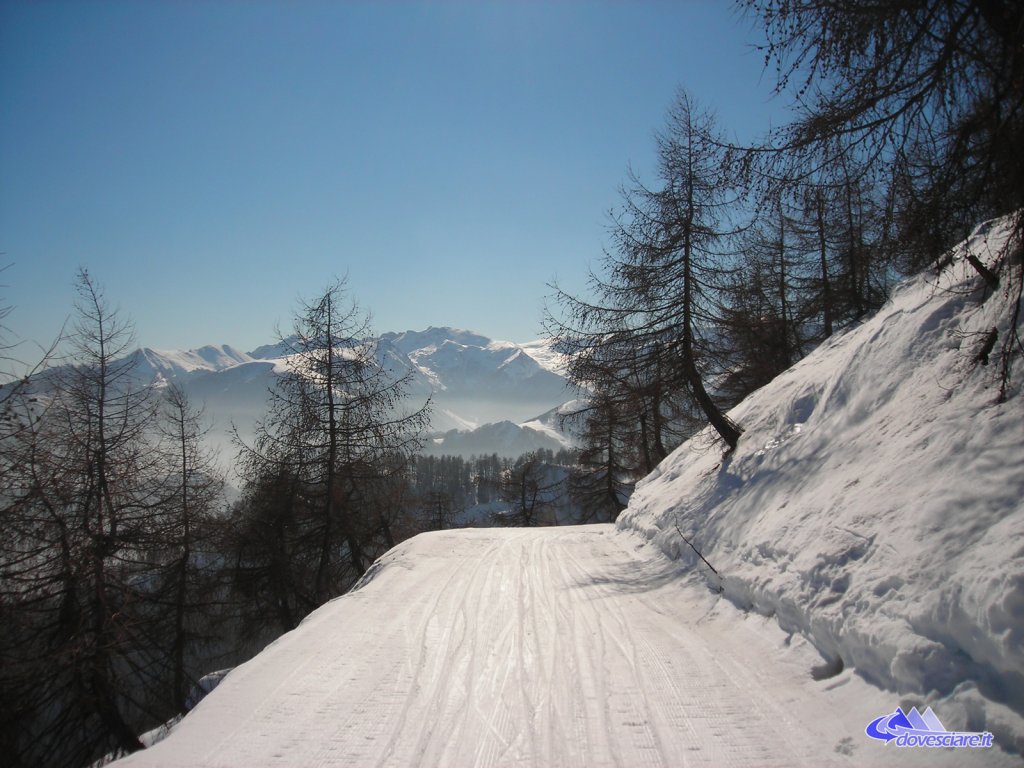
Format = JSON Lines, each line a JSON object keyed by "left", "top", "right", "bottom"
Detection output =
{"left": 42, "top": 328, "right": 578, "bottom": 462}
{"left": 422, "top": 398, "right": 584, "bottom": 458}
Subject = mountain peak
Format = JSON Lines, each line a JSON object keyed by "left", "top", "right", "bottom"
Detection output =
{"left": 133, "top": 345, "right": 254, "bottom": 378}
{"left": 381, "top": 327, "right": 494, "bottom": 355}
{"left": 116, "top": 327, "right": 575, "bottom": 453}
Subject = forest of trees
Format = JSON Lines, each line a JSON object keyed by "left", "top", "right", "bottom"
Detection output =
{"left": 1, "top": 273, "right": 226, "bottom": 765}
{"left": 546, "top": 0, "right": 1024, "bottom": 491}
{"left": 411, "top": 448, "right": 589, "bottom": 528}
{"left": 0, "top": 274, "right": 592, "bottom": 768}
{"left": 2, "top": 1, "right": 1022, "bottom": 766}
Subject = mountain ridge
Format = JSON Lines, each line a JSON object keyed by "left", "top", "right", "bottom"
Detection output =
{"left": 82, "top": 327, "right": 576, "bottom": 460}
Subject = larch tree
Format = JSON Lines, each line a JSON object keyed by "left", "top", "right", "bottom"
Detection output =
{"left": 548, "top": 91, "right": 745, "bottom": 453}
{"left": 153, "top": 383, "right": 225, "bottom": 714}
{"left": 230, "top": 278, "right": 430, "bottom": 633}
{"left": 1, "top": 270, "right": 166, "bottom": 766}
{"left": 740, "top": 0, "right": 1024, "bottom": 397}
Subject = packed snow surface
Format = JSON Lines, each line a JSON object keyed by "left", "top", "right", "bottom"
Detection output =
{"left": 115, "top": 528, "right": 1010, "bottom": 767}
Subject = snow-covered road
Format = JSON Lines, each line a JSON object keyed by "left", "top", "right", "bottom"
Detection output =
{"left": 117, "top": 527, "right": 1006, "bottom": 767}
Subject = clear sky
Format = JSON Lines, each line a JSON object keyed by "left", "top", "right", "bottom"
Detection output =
{"left": 1, "top": 0, "right": 783, "bottom": 354}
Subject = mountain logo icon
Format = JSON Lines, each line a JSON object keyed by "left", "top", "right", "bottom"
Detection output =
{"left": 866, "top": 706, "right": 993, "bottom": 749}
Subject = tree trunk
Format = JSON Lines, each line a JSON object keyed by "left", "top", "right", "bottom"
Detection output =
{"left": 816, "top": 192, "right": 834, "bottom": 338}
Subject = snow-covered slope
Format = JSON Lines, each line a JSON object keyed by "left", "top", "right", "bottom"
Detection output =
{"left": 619, "top": 216, "right": 1024, "bottom": 750}
{"left": 519, "top": 337, "right": 571, "bottom": 376}
{"left": 116, "top": 528, "right": 1012, "bottom": 767}
{"left": 521, "top": 399, "right": 585, "bottom": 446}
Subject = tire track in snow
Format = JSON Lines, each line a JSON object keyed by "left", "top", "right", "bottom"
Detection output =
{"left": 117, "top": 526, "right": 998, "bottom": 768}
{"left": 594, "top": 532, "right": 850, "bottom": 767}
{"left": 374, "top": 534, "right": 512, "bottom": 768}
{"left": 554, "top": 531, "right": 670, "bottom": 768}
{"left": 442, "top": 531, "right": 524, "bottom": 767}
{"left": 534, "top": 534, "right": 592, "bottom": 768}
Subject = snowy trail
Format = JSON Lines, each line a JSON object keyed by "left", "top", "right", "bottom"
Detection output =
{"left": 116, "top": 527, "right": 1005, "bottom": 767}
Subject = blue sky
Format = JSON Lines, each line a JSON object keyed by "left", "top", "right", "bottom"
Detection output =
{"left": 1, "top": 1, "right": 783, "bottom": 354}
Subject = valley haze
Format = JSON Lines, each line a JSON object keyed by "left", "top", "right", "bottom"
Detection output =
{"left": 125, "top": 326, "right": 578, "bottom": 463}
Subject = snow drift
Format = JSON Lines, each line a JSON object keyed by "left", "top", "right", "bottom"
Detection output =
{"left": 618, "top": 216, "right": 1024, "bottom": 749}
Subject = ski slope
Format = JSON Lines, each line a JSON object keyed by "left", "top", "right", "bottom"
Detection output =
{"left": 115, "top": 527, "right": 1004, "bottom": 767}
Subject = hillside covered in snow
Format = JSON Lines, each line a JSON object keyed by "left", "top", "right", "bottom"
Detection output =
{"left": 111, "top": 220, "right": 1023, "bottom": 766}
{"left": 619, "top": 216, "right": 1024, "bottom": 752}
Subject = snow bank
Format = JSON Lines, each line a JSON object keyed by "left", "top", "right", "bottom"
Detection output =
{"left": 618, "top": 216, "right": 1024, "bottom": 750}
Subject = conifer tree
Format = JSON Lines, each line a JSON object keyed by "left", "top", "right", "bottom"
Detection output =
{"left": 230, "top": 278, "right": 429, "bottom": 632}
{"left": 1, "top": 270, "right": 163, "bottom": 766}
{"left": 548, "top": 91, "right": 744, "bottom": 452}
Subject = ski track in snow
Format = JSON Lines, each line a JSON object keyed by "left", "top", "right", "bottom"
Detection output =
{"left": 116, "top": 526, "right": 1011, "bottom": 767}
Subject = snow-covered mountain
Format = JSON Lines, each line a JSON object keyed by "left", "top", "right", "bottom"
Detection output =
{"left": 419, "top": 399, "right": 584, "bottom": 460}
{"left": 8, "top": 328, "right": 575, "bottom": 464}
{"left": 242, "top": 327, "right": 570, "bottom": 424}
{"left": 39, "top": 328, "right": 575, "bottom": 462}
{"left": 128, "top": 344, "right": 254, "bottom": 382}
{"left": 375, "top": 327, "right": 572, "bottom": 428}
